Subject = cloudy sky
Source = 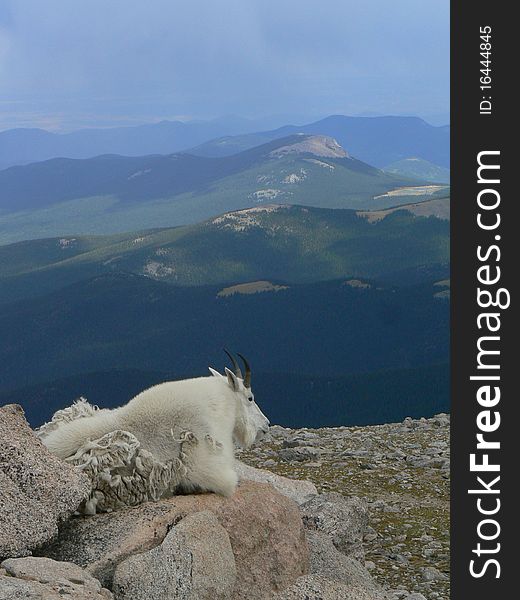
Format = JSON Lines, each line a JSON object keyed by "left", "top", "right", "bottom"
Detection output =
{"left": 0, "top": 0, "right": 449, "bottom": 131}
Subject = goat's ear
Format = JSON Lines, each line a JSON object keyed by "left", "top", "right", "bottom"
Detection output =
{"left": 225, "top": 367, "right": 240, "bottom": 391}
{"left": 208, "top": 367, "right": 222, "bottom": 378}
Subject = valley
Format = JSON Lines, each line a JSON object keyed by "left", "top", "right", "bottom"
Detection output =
{"left": 0, "top": 274, "right": 449, "bottom": 428}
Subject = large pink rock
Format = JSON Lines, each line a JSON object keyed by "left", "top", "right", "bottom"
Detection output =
{"left": 112, "top": 511, "right": 236, "bottom": 600}
{"left": 42, "top": 480, "right": 309, "bottom": 599}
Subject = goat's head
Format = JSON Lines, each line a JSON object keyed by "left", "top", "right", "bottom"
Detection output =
{"left": 209, "top": 350, "right": 270, "bottom": 448}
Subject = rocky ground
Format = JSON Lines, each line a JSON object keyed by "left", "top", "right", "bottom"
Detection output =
{"left": 238, "top": 414, "right": 450, "bottom": 600}
{"left": 1, "top": 403, "right": 449, "bottom": 600}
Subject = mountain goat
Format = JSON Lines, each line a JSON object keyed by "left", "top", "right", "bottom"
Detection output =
{"left": 37, "top": 351, "right": 270, "bottom": 514}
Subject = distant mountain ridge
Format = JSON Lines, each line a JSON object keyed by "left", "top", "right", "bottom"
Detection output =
{"left": 0, "top": 115, "right": 293, "bottom": 170}
{"left": 0, "top": 114, "right": 449, "bottom": 171}
{"left": 0, "top": 204, "right": 450, "bottom": 304}
{"left": 0, "top": 134, "right": 449, "bottom": 244}
{"left": 190, "top": 115, "right": 450, "bottom": 168}
{"left": 0, "top": 134, "right": 371, "bottom": 212}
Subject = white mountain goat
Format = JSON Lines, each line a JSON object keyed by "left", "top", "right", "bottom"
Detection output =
{"left": 37, "top": 351, "right": 270, "bottom": 514}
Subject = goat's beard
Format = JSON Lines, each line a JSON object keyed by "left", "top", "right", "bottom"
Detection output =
{"left": 233, "top": 421, "right": 258, "bottom": 449}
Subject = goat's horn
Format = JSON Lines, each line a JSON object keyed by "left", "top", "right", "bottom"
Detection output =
{"left": 237, "top": 353, "right": 251, "bottom": 389}
{"left": 224, "top": 349, "right": 243, "bottom": 379}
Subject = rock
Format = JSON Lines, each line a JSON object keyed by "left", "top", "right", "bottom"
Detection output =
{"left": 364, "top": 526, "right": 378, "bottom": 542}
{"left": 273, "top": 574, "right": 384, "bottom": 600}
{"left": 0, "top": 556, "right": 112, "bottom": 599}
{"left": 301, "top": 492, "right": 369, "bottom": 560}
{"left": 406, "top": 594, "right": 428, "bottom": 600}
{"left": 432, "top": 413, "right": 450, "bottom": 427}
{"left": 241, "top": 416, "right": 450, "bottom": 598}
{"left": 281, "top": 433, "right": 320, "bottom": 449}
{"left": 0, "top": 404, "right": 90, "bottom": 559}
{"left": 112, "top": 511, "right": 235, "bottom": 599}
{"left": 280, "top": 446, "right": 321, "bottom": 462}
{"left": 306, "top": 531, "right": 385, "bottom": 597}
{"left": 41, "top": 480, "right": 308, "bottom": 599}
{"left": 421, "top": 566, "right": 448, "bottom": 581}
{"left": 268, "top": 425, "right": 292, "bottom": 439}
{"left": 388, "top": 591, "right": 409, "bottom": 600}
{"left": 235, "top": 461, "right": 318, "bottom": 505}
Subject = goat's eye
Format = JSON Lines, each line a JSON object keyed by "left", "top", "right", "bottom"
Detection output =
{"left": 248, "top": 396, "right": 254, "bottom": 402}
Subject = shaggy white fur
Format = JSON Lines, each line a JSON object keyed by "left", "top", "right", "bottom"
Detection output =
{"left": 37, "top": 367, "right": 269, "bottom": 513}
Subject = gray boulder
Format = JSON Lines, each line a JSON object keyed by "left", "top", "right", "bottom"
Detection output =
{"left": 279, "top": 446, "right": 321, "bottom": 462}
{"left": 0, "top": 556, "right": 112, "bottom": 599}
{"left": 306, "top": 530, "right": 385, "bottom": 597}
{"left": 421, "top": 565, "right": 448, "bottom": 581}
{"left": 235, "top": 460, "right": 318, "bottom": 505}
{"left": 0, "top": 404, "right": 90, "bottom": 559}
{"left": 112, "top": 511, "right": 235, "bottom": 600}
{"left": 301, "top": 492, "right": 369, "bottom": 560}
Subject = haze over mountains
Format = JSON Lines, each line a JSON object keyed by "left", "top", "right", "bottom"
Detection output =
{"left": 0, "top": 115, "right": 449, "bottom": 170}
{"left": 0, "top": 115, "right": 295, "bottom": 171}
{"left": 191, "top": 115, "right": 450, "bottom": 168}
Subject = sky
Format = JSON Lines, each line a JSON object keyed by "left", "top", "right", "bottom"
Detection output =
{"left": 0, "top": 0, "right": 449, "bottom": 131}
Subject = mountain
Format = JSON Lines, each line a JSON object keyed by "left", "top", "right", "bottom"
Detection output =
{"left": 0, "top": 115, "right": 299, "bottom": 170}
{"left": 0, "top": 273, "right": 449, "bottom": 423}
{"left": 190, "top": 115, "right": 450, "bottom": 168}
{"left": 0, "top": 115, "right": 449, "bottom": 171}
{"left": 0, "top": 135, "right": 365, "bottom": 211}
{"left": 0, "top": 135, "right": 448, "bottom": 244}
{"left": 0, "top": 204, "right": 450, "bottom": 305}
{"left": 383, "top": 158, "right": 450, "bottom": 183}
{"left": 0, "top": 201, "right": 450, "bottom": 427}
{"left": 357, "top": 196, "right": 450, "bottom": 223}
